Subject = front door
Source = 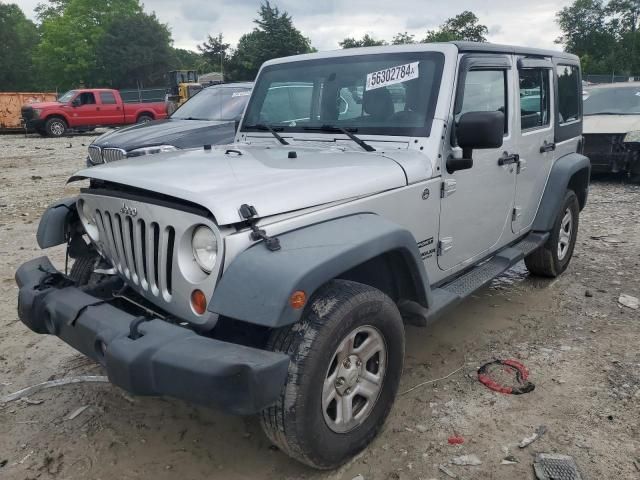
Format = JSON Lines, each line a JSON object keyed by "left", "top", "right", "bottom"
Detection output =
{"left": 512, "top": 62, "right": 555, "bottom": 233}
{"left": 71, "top": 91, "right": 100, "bottom": 126}
{"left": 438, "top": 57, "right": 518, "bottom": 271}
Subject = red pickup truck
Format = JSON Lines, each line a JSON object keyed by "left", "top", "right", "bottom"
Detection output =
{"left": 21, "top": 88, "right": 168, "bottom": 137}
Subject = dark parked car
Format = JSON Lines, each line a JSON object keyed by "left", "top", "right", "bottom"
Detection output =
{"left": 86, "top": 82, "right": 252, "bottom": 166}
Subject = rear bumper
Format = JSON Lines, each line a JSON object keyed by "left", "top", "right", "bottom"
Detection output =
{"left": 15, "top": 257, "right": 289, "bottom": 415}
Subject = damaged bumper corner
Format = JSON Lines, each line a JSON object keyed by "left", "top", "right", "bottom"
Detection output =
{"left": 15, "top": 257, "right": 290, "bottom": 415}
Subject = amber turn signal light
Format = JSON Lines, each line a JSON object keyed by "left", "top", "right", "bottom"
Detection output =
{"left": 191, "top": 289, "right": 207, "bottom": 315}
{"left": 289, "top": 290, "right": 307, "bottom": 309}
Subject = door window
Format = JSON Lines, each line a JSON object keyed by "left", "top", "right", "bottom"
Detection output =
{"left": 78, "top": 92, "right": 96, "bottom": 105}
{"left": 519, "top": 69, "right": 550, "bottom": 130}
{"left": 458, "top": 70, "right": 508, "bottom": 133}
{"left": 557, "top": 65, "right": 580, "bottom": 124}
{"left": 100, "top": 92, "right": 117, "bottom": 104}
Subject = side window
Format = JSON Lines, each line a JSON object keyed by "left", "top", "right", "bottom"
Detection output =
{"left": 557, "top": 65, "right": 580, "bottom": 124}
{"left": 79, "top": 92, "right": 96, "bottom": 105}
{"left": 458, "top": 70, "right": 508, "bottom": 133}
{"left": 100, "top": 92, "right": 117, "bottom": 104}
{"left": 519, "top": 69, "right": 550, "bottom": 130}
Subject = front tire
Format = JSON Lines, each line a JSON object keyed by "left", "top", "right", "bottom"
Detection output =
{"left": 260, "top": 280, "right": 405, "bottom": 469}
{"left": 44, "top": 117, "right": 67, "bottom": 137}
{"left": 525, "top": 190, "right": 580, "bottom": 277}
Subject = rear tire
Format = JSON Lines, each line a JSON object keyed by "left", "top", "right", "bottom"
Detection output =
{"left": 525, "top": 190, "right": 580, "bottom": 277}
{"left": 260, "top": 280, "right": 404, "bottom": 469}
{"left": 136, "top": 114, "right": 153, "bottom": 124}
{"left": 44, "top": 117, "right": 67, "bottom": 137}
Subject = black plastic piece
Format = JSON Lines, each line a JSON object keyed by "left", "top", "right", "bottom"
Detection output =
{"left": 14, "top": 256, "right": 290, "bottom": 415}
{"left": 225, "top": 148, "right": 243, "bottom": 155}
{"left": 238, "top": 203, "right": 281, "bottom": 252}
{"left": 203, "top": 144, "right": 212, "bottom": 151}
{"left": 498, "top": 152, "right": 520, "bottom": 166}
{"left": 288, "top": 151, "right": 297, "bottom": 159}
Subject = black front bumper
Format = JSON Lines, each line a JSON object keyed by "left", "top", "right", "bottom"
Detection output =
{"left": 15, "top": 257, "right": 289, "bottom": 415}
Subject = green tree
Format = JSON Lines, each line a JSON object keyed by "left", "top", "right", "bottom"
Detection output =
{"left": 172, "top": 48, "right": 209, "bottom": 73}
{"left": 0, "top": 3, "right": 39, "bottom": 91}
{"left": 95, "top": 12, "right": 173, "bottom": 88}
{"left": 339, "top": 34, "right": 387, "bottom": 48}
{"left": 34, "top": 0, "right": 142, "bottom": 89}
{"left": 423, "top": 11, "right": 488, "bottom": 42}
{"left": 392, "top": 32, "right": 416, "bottom": 45}
{"left": 198, "top": 33, "right": 230, "bottom": 73}
{"left": 225, "top": 1, "right": 313, "bottom": 81}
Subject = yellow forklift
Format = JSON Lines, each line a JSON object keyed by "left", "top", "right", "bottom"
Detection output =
{"left": 166, "top": 70, "right": 203, "bottom": 114}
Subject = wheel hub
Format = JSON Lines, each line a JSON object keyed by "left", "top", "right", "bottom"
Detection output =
{"left": 335, "top": 355, "right": 362, "bottom": 395}
{"left": 322, "top": 325, "right": 387, "bottom": 433}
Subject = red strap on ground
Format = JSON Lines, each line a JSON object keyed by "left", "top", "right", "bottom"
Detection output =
{"left": 477, "top": 359, "right": 535, "bottom": 395}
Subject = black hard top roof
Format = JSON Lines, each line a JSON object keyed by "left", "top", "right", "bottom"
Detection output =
{"left": 452, "top": 41, "right": 579, "bottom": 62}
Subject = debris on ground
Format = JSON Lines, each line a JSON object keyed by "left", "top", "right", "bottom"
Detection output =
{"left": 67, "top": 405, "right": 89, "bottom": 420}
{"left": 447, "top": 435, "right": 464, "bottom": 445}
{"left": 618, "top": 294, "right": 639, "bottom": 310}
{"left": 501, "top": 455, "right": 519, "bottom": 465}
{"left": 450, "top": 454, "right": 482, "bottom": 466}
{"left": 399, "top": 360, "right": 465, "bottom": 395}
{"left": 533, "top": 453, "right": 583, "bottom": 480}
{"left": 519, "top": 425, "right": 547, "bottom": 448}
{"left": 0, "top": 375, "right": 108, "bottom": 403}
{"left": 438, "top": 464, "right": 458, "bottom": 478}
{"left": 477, "top": 359, "right": 535, "bottom": 394}
{"left": 352, "top": 475, "right": 365, "bottom": 480}
{"left": 21, "top": 397, "right": 44, "bottom": 405}
{"left": 0, "top": 459, "right": 7, "bottom": 468}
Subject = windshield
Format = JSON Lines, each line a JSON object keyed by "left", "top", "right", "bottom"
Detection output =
{"left": 58, "top": 90, "right": 77, "bottom": 103}
{"left": 584, "top": 86, "right": 640, "bottom": 115}
{"left": 242, "top": 52, "right": 445, "bottom": 137}
{"left": 171, "top": 86, "right": 251, "bottom": 121}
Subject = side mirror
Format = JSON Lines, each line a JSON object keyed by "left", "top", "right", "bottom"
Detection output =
{"left": 71, "top": 98, "right": 81, "bottom": 107}
{"left": 449, "top": 111, "right": 504, "bottom": 173}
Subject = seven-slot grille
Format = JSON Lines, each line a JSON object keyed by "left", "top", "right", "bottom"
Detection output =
{"left": 94, "top": 209, "right": 175, "bottom": 300}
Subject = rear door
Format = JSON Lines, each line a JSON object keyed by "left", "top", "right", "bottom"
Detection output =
{"left": 97, "top": 91, "right": 123, "bottom": 125}
{"left": 512, "top": 58, "right": 555, "bottom": 233}
{"left": 438, "top": 55, "right": 518, "bottom": 271}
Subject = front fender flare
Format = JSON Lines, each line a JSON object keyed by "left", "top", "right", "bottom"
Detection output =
{"left": 209, "top": 214, "right": 432, "bottom": 328}
{"left": 36, "top": 197, "right": 78, "bottom": 249}
{"left": 532, "top": 153, "right": 590, "bottom": 232}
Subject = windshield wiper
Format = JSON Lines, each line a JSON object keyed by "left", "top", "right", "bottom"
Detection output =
{"left": 584, "top": 112, "right": 630, "bottom": 116}
{"left": 303, "top": 125, "right": 375, "bottom": 152}
{"left": 243, "top": 123, "right": 289, "bottom": 145}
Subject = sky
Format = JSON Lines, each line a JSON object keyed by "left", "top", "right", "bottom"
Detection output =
{"left": 15, "top": 0, "right": 574, "bottom": 53}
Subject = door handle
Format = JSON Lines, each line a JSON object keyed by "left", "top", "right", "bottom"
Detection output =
{"left": 540, "top": 141, "right": 556, "bottom": 153}
{"left": 96, "top": 107, "right": 101, "bottom": 111}
{"left": 498, "top": 152, "right": 520, "bottom": 166}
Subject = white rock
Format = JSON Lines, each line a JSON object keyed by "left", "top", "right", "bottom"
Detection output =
{"left": 618, "top": 294, "right": 639, "bottom": 310}
{"left": 451, "top": 454, "right": 482, "bottom": 466}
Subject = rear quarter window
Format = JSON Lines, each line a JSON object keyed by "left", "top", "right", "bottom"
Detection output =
{"left": 100, "top": 92, "right": 117, "bottom": 104}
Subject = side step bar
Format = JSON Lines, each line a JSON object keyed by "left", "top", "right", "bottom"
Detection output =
{"left": 400, "top": 232, "right": 549, "bottom": 326}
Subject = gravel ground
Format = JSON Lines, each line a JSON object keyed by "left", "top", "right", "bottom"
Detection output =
{"left": 0, "top": 132, "right": 639, "bottom": 480}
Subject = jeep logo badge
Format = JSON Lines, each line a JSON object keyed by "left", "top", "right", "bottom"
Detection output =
{"left": 120, "top": 202, "right": 137, "bottom": 217}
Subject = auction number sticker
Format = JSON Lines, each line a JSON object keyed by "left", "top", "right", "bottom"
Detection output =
{"left": 232, "top": 91, "right": 251, "bottom": 97}
{"left": 366, "top": 61, "right": 419, "bottom": 91}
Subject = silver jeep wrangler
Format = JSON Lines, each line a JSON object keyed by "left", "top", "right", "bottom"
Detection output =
{"left": 16, "top": 42, "right": 589, "bottom": 469}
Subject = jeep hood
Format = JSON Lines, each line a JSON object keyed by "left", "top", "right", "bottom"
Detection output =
{"left": 584, "top": 114, "right": 640, "bottom": 134}
{"left": 71, "top": 145, "right": 408, "bottom": 225}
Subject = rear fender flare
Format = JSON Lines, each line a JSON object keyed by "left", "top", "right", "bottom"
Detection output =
{"left": 533, "top": 153, "right": 590, "bottom": 232}
{"left": 209, "top": 214, "right": 432, "bottom": 328}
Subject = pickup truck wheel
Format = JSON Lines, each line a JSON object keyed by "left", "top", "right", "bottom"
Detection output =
{"left": 45, "top": 117, "right": 67, "bottom": 137}
{"left": 260, "top": 280, "right": 404, "bottom": 469}
{"left": 136, "top": 114, "right": 153, "bottom": 124}
{"left": 525, "top": 190, "right": 580, "bottom": 278}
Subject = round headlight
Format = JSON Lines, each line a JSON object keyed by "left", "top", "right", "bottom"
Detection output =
{"left": 192, "top": 226, "right": 217, "bottom": 273}
{"left": 78, "top": 199, "right": 99, "bottom": 241}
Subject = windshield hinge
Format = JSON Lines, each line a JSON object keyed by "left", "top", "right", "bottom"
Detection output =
{"left": 239, "top": 204, "right": 281, "bottom": 252}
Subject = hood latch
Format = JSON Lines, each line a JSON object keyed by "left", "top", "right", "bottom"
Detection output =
{"left": 239, "top": 204, "right": 281, "bottom": 252}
